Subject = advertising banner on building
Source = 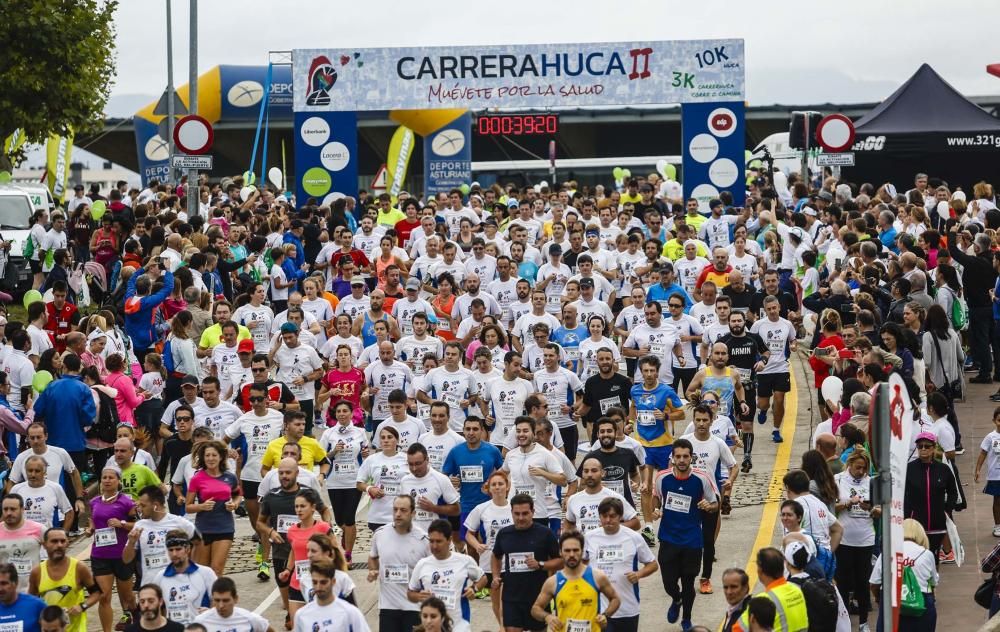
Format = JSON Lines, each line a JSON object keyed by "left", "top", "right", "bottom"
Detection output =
{"left": 292, "top": 40, "right": 744, "bottom": 111}
{"left": 424, "top": 112, "right": 472, "bottom": 199}
{"left": 680, "top": 100, "right": 746, "bottom": 210}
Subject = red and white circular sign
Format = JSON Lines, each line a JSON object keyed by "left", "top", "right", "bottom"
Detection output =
{"left": 173, "top": 114, "right": 214, "bottom": 155}
{"left": 708, "top": 107, "right": 736, "bottom": 137}
{"left": 815, "top": 114, "right": 855, "bottom": 153}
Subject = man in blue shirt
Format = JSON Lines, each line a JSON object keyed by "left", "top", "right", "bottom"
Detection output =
{"left": 550, "top": 304, "right": 588, "bottom": 374}
{"left": 282, "top": 220, "right": 306, "bottom": 270}
{"left": 877, "top": 210, "right": 898, "bottom": 254}
{"left": 646, "top": 262, "right": 692, "bottom": 312}
{"left": 32, "top": 353, "right": 97, "bottom": 461}
{"left": 0, "top": 562, "right": 46, "bottom": 632}
{"left": 653, "top": 438, "right": 719, "bottom": 630}
{"left": 443, "top": 417, "right": 503, "bottom": 546}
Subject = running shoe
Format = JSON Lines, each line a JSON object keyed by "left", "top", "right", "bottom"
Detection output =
{"left": 993, "top": 526, "right": 1000, "bottom": 537}
{"left": 772, "top": 430, "right": 783, "bottom": 443}
{"left": 641, "top": 525, "right": 656, "bottom": 547}
{"left": 258, "top": 561, "right": 271, "bottom": 581}
{"left": 667, "top": 599, "right": 681, "bottom": 624}
{"left": 475, "top": 587, "right": 491, "bottom": 600}
{"left": 721, "top": 495, "right": 732, "bottom": 516}
{"left": 681, "top": 620, "right": 693, "bottom": 632}
{"left": 114, "top": 613, "right": 134, "bottom": 632}
{"left": 955, "top": 444, "right": 965, "bottom": 455}
{"left": 858, "top": 624, "right": 871, "bottom": 632}
{"left": 756, "top": 410, "right": 767, "bottom": 425}
{"left": 938, "top": 549, "right": 956, "bottom": 564}
{"left": 699, "top": 578, "right": 713, "bottom": 594}
{"left": 741, "top": 457, "right": 752, "bottom": 473}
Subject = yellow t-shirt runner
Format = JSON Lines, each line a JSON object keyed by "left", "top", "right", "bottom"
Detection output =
{"left": 38, "top": 557, "right": 87, "bottom": 632}
{"left": 554, "top": 566, "right": 602, "bottom": 632}
{"left": 261, "top": 436, "right": 328, "bottom": 471}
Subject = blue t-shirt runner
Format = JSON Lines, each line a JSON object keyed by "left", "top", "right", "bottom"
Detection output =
{"left": 443, "top": 438, "right": 504, "bottom": 520}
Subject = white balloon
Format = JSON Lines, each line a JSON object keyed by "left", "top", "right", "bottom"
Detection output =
{"left": 240, "top": 186, "right": 256, "bottom": 201}
{"left": 820, "top": 375, "right": 843, "bottom": 407}
{"left": 656, "top": 159, "right": 669, "bottom": 177}
{"left": 538, "top": 180, "right": 549, "bottom": 188}
{"left": 533, "top": 184, "right": 542, "bottom": 193}
{"left": 268, "top": 167, "right": 283, "bottom": 189}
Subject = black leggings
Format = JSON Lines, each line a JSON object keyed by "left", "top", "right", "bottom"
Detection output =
{"left": 558, "top": 423, "right": 580, "bottom": 462}
{"left": 671, "top": 367, "right": 697, "bottom": 394}
{"left": 835, "top": 544, "right": 873, "bottom": 624}
{"left": 328, "top": 488, "right": 362, "bottom": 527}
{"left": 701, "top": 510, "right": 719, "bottom": 580}
{"left": 378, "top": 609, "right": 420, "bottom": 632}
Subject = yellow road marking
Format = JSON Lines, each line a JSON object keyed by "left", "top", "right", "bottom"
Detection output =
{"left": 742, "top": 368, "right": 798, "bottom": 589}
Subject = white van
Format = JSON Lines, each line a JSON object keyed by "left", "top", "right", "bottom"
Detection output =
{"left": 13, "top": 183, "right": 55, "bottom": 213}
{"left": 0, "top": 186, "right": 40, "bottom": 287}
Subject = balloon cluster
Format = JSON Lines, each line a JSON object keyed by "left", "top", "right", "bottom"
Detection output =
{"left": 655, "top": 160, "right": 677, "bottom": 181}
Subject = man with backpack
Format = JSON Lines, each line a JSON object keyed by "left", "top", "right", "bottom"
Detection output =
{"left": 784, "top": 541, "right": 850, "bottom": 632}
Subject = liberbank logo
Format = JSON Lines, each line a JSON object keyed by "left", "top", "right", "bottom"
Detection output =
{"left": 396, "top": 47, "right": 654, "bottom": 81}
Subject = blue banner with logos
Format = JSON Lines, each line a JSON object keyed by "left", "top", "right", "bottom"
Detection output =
{"left": 293, "top": 111, "right": 359, "bottom": 205}
{"left": 424, "top": 112, "right": 472, "bottom": 199}
{"left": 680, "top": 100, "right": 746, "bottom": 212}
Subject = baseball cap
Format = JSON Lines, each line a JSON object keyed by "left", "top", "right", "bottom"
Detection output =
{"left": 784, "top": 541, "right": 811, "bottom": 569}
{"left": 350, "top": 276, "right": 365, "bottom": 286}
{"left": 818, "top": 190, "right": 833, "bottom": 202}
{"left": 237, "top": 339, "right": 255, "bottom": 354}
{"left": 914, "top": 431, "right": 937, "bottom": 445}
{"left": 181, "top": 375, "right": 199, "bottom": 387}
{"left": 548, "top": 243, "right": 563, "bottom": 256}
{"left": 406, "top": 278, "right": 421, "bottom": 291}
{"left": 507, "top": 199, "right": 519, "bottom": 208}
{"left": 579, "top": 277, "right": 595, "bottom": 288}
{"left": 279, "top": 322, "right": 299, "bottom": 334}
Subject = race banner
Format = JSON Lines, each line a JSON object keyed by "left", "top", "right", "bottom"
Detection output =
{"left": 293, "top": 40, "right": 744, "bottom": 111}
{"left": 3, "top": 129, "right": 26, "bottom": 156}
{"left": 886, "top": 372, "right": 913, "bottom": 632}
{"left": 45, "top": 131, "right": 74, "bottom": 203}
{"left": 385, "top": 125, "right": 415, "bottom": 202}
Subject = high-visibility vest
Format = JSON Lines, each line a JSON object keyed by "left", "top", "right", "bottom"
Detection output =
{"left": 733, "top": 578, "right": 809, "bottom": 632}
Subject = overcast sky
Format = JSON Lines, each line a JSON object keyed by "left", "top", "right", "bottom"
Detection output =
{"left": 108, "top": 0, "right": 1000, "bottom": 112}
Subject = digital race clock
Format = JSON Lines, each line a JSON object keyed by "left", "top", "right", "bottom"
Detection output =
{"left": 475, "top": 114, "right": 559, "bottom": 136}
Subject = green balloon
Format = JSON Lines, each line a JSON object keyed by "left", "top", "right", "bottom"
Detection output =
{"left": 664, "top": 164, "right": 677, "bottom": 180}
{"left": 91, "top": 199, "right": 107, "bottom": 220}
{"left": 22, "top": 289, "right": 41, "bottom": 309}
{"left": 459, "top": 183, "right": 470, "bottom": 195}
{"left": 612, "top": 167, "right": 624, "bottom": 180}
{"left": 243, "top": 171, "right": 256, "bottom": 186}
{"left": 0, "top": 171, "right": 11, "bottom": 184}
{"left": 745, "top": 149, "right": 753, "bottom": 163}
{"left": 32, "top": 370, "right": 53, "bottom": 394}
{"left": 621, "top": 168, "right": 631, "bottom": 178}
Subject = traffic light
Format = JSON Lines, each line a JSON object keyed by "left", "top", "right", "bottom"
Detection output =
{"left": 789, "top": 111, "right": 823, "bottom": 150}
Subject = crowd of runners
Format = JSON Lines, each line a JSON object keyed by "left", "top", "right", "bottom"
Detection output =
{"left": 0, "top": 167, "right": 991, "bottom": 632}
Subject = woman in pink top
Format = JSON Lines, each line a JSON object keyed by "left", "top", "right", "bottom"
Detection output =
{"left": 104, "top": 353, "right": 145, "bottom": 427}
{"left": 317, "top": 345, "right": 366, "bottom": 427}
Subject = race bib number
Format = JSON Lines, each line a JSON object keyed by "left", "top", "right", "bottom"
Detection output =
{"left": 849, "top": 504, "right": 870, "bottom": 518}
{"left": 415, "top": 508, "right": 435, "bottom": 523}
{"left": 276, "top": 514, "right": 297, "bottom": 534}
{"left": 431, "top": 585, "right": 457, "bottom": 610}
{"left": 143, "top": 554, "right": 168, "bottom": 571}
{"left": 333, "top": 461, "right": 357, "bottom": 475}
{"left": 460, "top": 466, "right": 484, "bottom": 483}
{"left": 381, "top": 481, "right": 400, "bottom": 495}
{"left": 567, "top": 619, "right": 591, "bottom": 632}
{"left": 437, "top": 319, "right": 451, "bottom": 332}
{"left": 565, "top": 348, "right": 580, "bottom": 362}
{"left": 384, "top": 564, "right": 409, "bottom": 583}
{"left": 736, "top": 367, "right": 752, "bottom": 384}
{"left": 599, "top": 397, "right": 619, "bottom": 414}
{"left": 992, "top": 439, "right": 1000, "bottom": 455}
{"left": 250, "top": 439, "right": 269, "bottom": 456}
{"left": 596, "top": 544, "right": 624, "bottom": 563}
{"left": 514, "top": 485, "right": 536, "bottom": 498}
{"left": 441, "top": 391, "right": 460, "bottom": 407}
{"left": 11, "top": 558, "right": 31, "bottom": 577}
{"left": 295, "top": 559, "right": 311, "bottom": 581}
{"left": 664, "top": 492, "right": 692, "bottom": 513}
{"left": 649, "top": 343, "right": 665, "bottom": 356}
{"left": 546, "top": 295, "right": 563, "bottom": 310}
{"left": 95, "top": 527, "right": 117, "bottom": 547}
{"left": 166, "top": 603, "right": 190, "bottom": 624}
{"left": 507, "top": 552, "right": 534, "bottom": 572}
{"left": 605, "top": 479, "right": 625, "bottom": 495}
{"left": 412, "top": 362, "right": 425, "bottom": 377}
{"left": 637, "top": 411, "right": 656, "bottom": 426}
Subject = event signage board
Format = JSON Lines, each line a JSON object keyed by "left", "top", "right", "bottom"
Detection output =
{"left": 292, "top": 40, "right": 745, "bottom": 111}
{"left": 293, "top": 111, "right": 359, "bottom": 204}
{"left": 816, "top": 152, "right": 855, "bottom": 167}
{"left": 680, "top": 101, "right": 746, "bottom": 210}
{"left": 424, "top": 112, "right": 473, "bottom": 199}
{"left": 171, "top": 155, "right": 214, "bottom": 169}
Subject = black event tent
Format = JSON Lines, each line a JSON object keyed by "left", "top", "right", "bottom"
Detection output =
{"left": 842, "top": 63, "right": 1000, "bottom": 191}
